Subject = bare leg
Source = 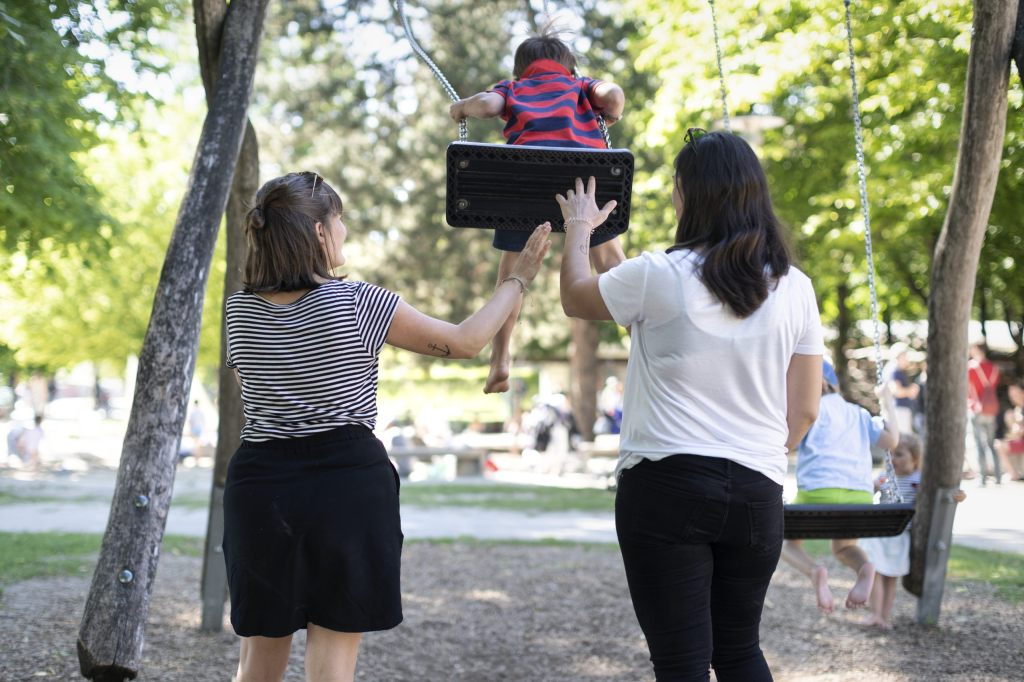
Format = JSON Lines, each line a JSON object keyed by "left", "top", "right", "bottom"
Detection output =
{"left": 590, "top": 236, "right": 625, "bottom": 275}
{"left": 832, "top": 539, "right": 875, "bottom": 609}
{"left": 485, "top": 250, "right": 522, "bottom": 394}
{"left": 861, "top": 575, "right": 889, "bottom": 628}
{"left": 304, "top": 624, "right": 362, "bottom": 682}
{"left": 879, "top": 575, "right": 898, "bottom": 628}
{"left": 781, "top": 539, "right": 834, "bottom": 614}
{"left": 236, "top": 634, "right": 292, "bottom": 682}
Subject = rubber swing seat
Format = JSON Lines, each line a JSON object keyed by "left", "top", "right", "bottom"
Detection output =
{"left": 783, "top": 503, "right": 915, "bottom": 539}
{"left": 445, "top": 141, "right": 634, "bottom": 235}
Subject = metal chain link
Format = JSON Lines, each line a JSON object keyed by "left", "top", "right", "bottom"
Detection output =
{"left": 844, "top": 0, "right": 901, "bottom": 504}
{"left": 708, "top": 0, "right": 731, "bottom": 131}
{"left": 395, "top": 0, "right": 467, "bottom": 142}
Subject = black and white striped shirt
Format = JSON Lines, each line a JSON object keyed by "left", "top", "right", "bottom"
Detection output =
{"left": 226, "top": 280, "right": 400, "bottom": 442}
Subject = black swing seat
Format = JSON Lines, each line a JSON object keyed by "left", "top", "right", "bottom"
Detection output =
{"left": 445, "top": 141, "right": 634, "bottom": 235}
{"left": 783, "top": 503, "right": 915, "bottom": 540}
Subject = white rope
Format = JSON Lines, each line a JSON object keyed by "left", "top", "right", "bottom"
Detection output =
{"left": 844, "top": 0, "right": 902, "bottom": 504}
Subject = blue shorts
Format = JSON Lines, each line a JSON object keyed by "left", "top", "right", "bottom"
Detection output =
{"left": 493, "top": 228, "right": 618, "bottom": 252}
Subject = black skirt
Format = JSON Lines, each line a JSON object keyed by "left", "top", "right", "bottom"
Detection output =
{"left": 223, "top": 425, "right": 403, "bottom": 637}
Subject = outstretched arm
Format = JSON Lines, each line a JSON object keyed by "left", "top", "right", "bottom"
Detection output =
{"left": 591, "top": 82, "right": 625, "bottom": 125}
{"left": 556, "top": 177, "right": 618, "bottom": 320}
{"left": 386, "top": 224, "right": 551, "bottom": 359}
{"left": 450, "top": 91, "right": 505, "bottom": 122}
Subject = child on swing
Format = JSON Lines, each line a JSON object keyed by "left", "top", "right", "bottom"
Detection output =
{"left": 449, "top": 23, "right": 626, "bottom": 393}
{"left": 859, "top": 433, "right": 966, "bottom": 629}
{"left": 781, "top": 359, "right": 900, "bottom": 614}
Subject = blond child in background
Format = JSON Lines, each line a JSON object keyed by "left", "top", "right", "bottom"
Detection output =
{"left": 860, "top": 433, "right": 966, "bottom": 629}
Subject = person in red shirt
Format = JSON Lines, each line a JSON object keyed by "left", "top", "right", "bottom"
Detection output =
{"left": 450, "top": 23, "right": 626, "bottom": 394}
{"left": 967, "top": 342, "right": 1002, "bottom": 485}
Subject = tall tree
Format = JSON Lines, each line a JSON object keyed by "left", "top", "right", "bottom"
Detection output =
{"left": 906, "top": 0, "right": 1018, "bottom": 624}
{"left": 76, "top": 0, "right": 269, "bottom": 678}
{"left": 192, "top": 0, "right": 258, "bottom": 632}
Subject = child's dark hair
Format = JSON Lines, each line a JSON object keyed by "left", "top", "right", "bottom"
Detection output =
{"left": 513, "top": 21, "right": 577, "bottom": 78}
{"left": 243, "top": 171, "right": 343, "bottom": 293}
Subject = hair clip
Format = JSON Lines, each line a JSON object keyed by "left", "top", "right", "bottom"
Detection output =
{"left": 311, "top": 172, "right": 319, "bottom": 198}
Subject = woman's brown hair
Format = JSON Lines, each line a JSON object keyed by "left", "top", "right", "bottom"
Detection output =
{"left": 243, "top": 171, "right": 343, "bottom": 293}
{"left": 669, "top": 130, "right": 792, "bottom": 318}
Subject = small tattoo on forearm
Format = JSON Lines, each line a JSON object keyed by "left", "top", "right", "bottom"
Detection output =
{"left": 578, "top": 244, "right": 589, "bottom": 256}
{"left": 428, "top": 342, "right": 451, "bottom": 357}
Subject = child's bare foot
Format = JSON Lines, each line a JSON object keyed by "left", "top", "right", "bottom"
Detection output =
{"left": 860, "top": 614, "right": 893, "bottom": 630}
{"left": 846, "top": 562, "right": 876, "bottom": 609}
{"left": 811, "top": 565, "right": 834, "bottom": 614}
{"left": 484, "top": 362, "right": 510, "bottom": 394}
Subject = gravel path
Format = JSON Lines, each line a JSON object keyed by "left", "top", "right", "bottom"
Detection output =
{"left": 1, "top": 542, "right": 1021, "bottom": 681}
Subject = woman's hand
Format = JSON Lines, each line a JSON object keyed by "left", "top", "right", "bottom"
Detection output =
{"left": 508, "top": 222, "right": 553, "bottom": 286}
{"left": 555, "top": 176, "right": 617, "bottom": 232}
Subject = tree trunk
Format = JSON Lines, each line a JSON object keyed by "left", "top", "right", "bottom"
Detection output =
{"left": 76, "top": 1, "right": 269, "bottom": 678}
{"left": 570, "top": 318, "right": 600, "bottom": 443}
{"left": 1013, "top": 0, "right": 1024, "bottom": 78}
{"left": 200, "top": 121, "right": 256, "bottom": 631}
{"left": 904, "top": 0, "right": 1015, "bottom": 620}
{"left": 192, "top": 0, "right": 258, "bottom": 633}
{"left": 834, "top": 283, "right": 850, "bottom": 389}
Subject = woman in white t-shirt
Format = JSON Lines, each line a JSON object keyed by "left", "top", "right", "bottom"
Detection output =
{"left": 556, "top": 130, "right": 823, "bottom": 682}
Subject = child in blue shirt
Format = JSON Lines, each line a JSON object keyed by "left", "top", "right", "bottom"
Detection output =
{"left": 781, "top": 359, "right": 900, "bottom": 614}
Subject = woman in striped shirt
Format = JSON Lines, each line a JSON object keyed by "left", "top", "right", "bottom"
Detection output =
{"left": 223, "top": 171, "right": 550, "bottom": 682}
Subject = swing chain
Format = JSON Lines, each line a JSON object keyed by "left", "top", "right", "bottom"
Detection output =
{"left": 844, "top": 0, "right": 901, "bottom": 504}
{"left": 707, "top": 0, "right": 731, "bottom": 131}
{"left": 395, "top": 0, "right": 467, "bottom": 142}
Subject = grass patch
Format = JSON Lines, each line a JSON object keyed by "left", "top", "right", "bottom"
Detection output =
{"left": 799, "top": 539, "right": 1024, "bottom": 603}
{"left": 399, "top": 483, "right": 615, "bottom": 513}
{"left": 0, "top": 532, "right": 204, "bottom": 588}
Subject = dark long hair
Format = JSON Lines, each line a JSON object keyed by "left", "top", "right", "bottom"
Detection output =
{"left": 669, "top": 130, "right": 791, "bottom": 318}
{"left": 513, "top": 21, "right": 577, "bottom": 78}
{"left": 243, "top": 171, "right": 343, "bottom": 293}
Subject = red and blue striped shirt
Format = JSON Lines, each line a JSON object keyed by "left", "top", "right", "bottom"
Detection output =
{"left": 488, "top": 59, "right": 606, "bottom": 149}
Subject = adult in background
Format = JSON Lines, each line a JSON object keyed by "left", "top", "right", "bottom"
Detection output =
{"left": 967, "top": 342, "right": 1002, "bottom": 485}
{"left": 882, "top": 343, "right": 918, "bottom": 434}
{"left": 556, "top": 130, "right": 823, "bottom": 681}
{"left": 223, "top": 172, "right": 550, "bottom": 682}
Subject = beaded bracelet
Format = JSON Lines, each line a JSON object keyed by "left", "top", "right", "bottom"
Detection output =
{"left": 564, "top": 217, "right": 596, "bottom": 233}
{"left": 500, "top": 274, "right": 529, "bottom": 294}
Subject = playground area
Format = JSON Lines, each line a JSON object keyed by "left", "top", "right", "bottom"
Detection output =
{"left": 1, "top": 539, "right": 1021, "bottom": 681}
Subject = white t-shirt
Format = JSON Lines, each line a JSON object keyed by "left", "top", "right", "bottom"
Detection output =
{"left": 598, "top": 249, "right": 824, "bottom": 484}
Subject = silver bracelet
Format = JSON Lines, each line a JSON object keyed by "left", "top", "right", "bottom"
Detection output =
{"left": 500, "top": 275, "right": 529, "bottom": 294}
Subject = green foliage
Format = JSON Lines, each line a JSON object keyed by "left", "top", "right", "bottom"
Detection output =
{"left": 628, "top": 0, "right": 1024, "bottom": 351}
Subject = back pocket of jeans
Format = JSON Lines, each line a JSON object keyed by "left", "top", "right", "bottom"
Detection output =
{"left": 747, "top": 497, "right": 783, "bottom": 554}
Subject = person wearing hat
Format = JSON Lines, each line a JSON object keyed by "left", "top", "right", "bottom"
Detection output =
{"left": 780, "top": 358, "right": 900, "bottom": 614}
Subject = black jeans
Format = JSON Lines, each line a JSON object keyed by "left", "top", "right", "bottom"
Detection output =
{"left": 616, "top": 455, "right": 784, "bottom": 682}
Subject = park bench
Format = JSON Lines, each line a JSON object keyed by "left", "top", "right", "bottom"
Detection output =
{"left": 389, "top": 445, "right": 490, "bottom": 478}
